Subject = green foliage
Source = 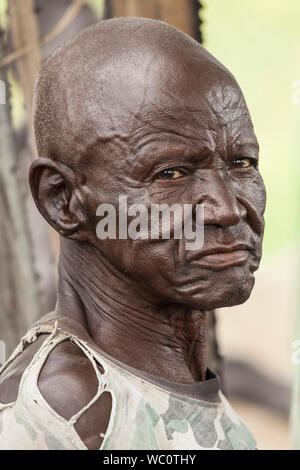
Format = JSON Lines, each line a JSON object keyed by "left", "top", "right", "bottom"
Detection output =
{"left": 88, "top": 0, "right": 105, "bottom": 18}
{"left": 0, "top": 0, "right": 8, "bottom": 32}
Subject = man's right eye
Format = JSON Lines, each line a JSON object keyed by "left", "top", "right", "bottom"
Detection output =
{"left": 155, "top": 168, "right": 185, "bottom": 180}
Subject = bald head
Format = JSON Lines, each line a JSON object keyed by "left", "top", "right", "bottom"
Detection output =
{"left": 33, "top": 17, "right": 241, "bottom": 168}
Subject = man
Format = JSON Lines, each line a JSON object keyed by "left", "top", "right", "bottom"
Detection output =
{"left": 0, "top": 18, "right": 265, "bottom": 450}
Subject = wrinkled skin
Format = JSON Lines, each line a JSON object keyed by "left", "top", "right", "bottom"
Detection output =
{"left": 81, "top": 59, "right": 265, "bottom": 311}
{"left": 0, "top": 18, "right": 266, "bottom": 449}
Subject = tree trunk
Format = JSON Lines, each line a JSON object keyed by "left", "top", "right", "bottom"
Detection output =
{"left": 0, "top": 64, "right": 41, "bottom": 355}
{"left": 0, "top": 0, "right": 57, "bottom": 356}
{"left": 106, "top": 0, "right": 201, "bottom": 40}
{"left": 9, "top": 0, "right": 41, "bottom": 136}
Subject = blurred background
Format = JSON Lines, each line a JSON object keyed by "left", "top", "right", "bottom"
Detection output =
{"left": 0, "top": 0, "right": 299, "bottom": 450}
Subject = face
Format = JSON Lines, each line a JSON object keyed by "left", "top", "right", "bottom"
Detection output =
{"left": 75, "top": 50, "right": 266, "bottom": 310}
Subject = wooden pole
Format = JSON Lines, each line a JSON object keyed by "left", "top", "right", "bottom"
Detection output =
{"left": 0, "top": 0, "right": 57, "bottom": 355}
{"left": 8, "top": 0, "right": 41, "bottom": 140}
{"left": 108, "top": 0, "right": 199, "bottom": 37}
{"left": 0, "top": 65, "right": 41, "bottom": 354}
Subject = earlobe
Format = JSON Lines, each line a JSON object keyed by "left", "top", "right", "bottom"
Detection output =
{"left": 29, "top": 158, "right": 89, "bottom": 240}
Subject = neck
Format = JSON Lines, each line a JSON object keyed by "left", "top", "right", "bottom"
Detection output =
{"left": 56, "top": 238, "right": 207, "bottom": 383}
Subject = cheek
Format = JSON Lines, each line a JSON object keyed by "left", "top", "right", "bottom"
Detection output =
{"left": 117, "top": 239, "right": 184, "bottom": 301}
{"left": 249, "top": 172, "right": 266, "bottom": 212}
{"left": 237, "top": 172, "right": 266, "bottom": 213}
{"left": 233, "top": 172, "right": 266, "bottom": 238}
{"left": 124, "top": 239, "right": 180, "bottom": 275}
{"left": 145, "top": 182, "right": 188, "bottom": 207}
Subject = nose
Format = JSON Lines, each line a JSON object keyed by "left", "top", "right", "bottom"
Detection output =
{"left": 201, "top": 170, "right": 247, "bottom": 228}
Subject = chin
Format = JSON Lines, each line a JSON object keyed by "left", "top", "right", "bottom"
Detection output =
{"left": 179, "top": 270, "right": 256, "bottom": 310}
{"left": 216, "top": 280, "right": 255, "bottom": 308}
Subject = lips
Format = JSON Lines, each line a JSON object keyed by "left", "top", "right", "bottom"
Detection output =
{"left": 190, "top": 244, "right": 252, "bottom": 270}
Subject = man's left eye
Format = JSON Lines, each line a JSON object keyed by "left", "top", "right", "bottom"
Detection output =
{"left": 155, "top": 168, "right": 185, "bottom": 180}
{"left": 232, "top": 157, "right": 255, "bottom": 168}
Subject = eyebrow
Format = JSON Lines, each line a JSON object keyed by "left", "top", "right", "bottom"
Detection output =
{"left": 132, "top": 133, "right": 259, "bottom": 164}
{"left": 130, "top": 110, "right": 259, "bottom": 155}
{"left": 128, "top": 138, "right": 214, "bottom": 180}
{"left": 231, "top": 141, "right": 260, "bottom": 158}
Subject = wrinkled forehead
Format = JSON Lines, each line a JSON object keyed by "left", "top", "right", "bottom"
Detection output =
{"left": 59, "top": 46, "right": 257, "bottom": 161}
{"left": 82, "top": 48, "right": 247, "bottom": 123}
{"left": 126, "top": 76, "right": 254, "bottom": 153}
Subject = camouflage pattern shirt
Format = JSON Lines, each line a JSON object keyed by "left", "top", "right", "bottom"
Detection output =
{"left": 0, "top": 314, "right": 257, "bottom": 450}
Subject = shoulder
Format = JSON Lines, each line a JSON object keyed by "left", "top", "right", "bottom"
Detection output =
{"left": 38, "top": 339, "right": 104, "bottom": 418}
{"left": 0, "top": 334, "right": 49, "bottom": 404}
{"left": 0, "top": 336, "right": 112, "bottom": 450}
{"left": 38, "top": 339, "right": 112, "bottom": 450}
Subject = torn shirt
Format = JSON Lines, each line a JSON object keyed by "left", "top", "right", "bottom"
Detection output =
{"left": 0, "top": 314, "right": 257, "bottom": 450}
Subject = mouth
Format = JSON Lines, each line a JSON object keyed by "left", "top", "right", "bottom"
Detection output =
{"left": 190, "top": 244, "right": 252, "bottom": 271}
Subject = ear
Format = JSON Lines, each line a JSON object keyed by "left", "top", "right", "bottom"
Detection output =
{"left": 29, "top": 158, "right": 90, "bottom": 241}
